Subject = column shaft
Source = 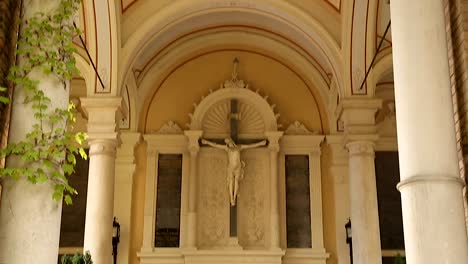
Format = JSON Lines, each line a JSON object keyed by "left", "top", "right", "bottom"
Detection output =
{"left": 347, "top": 141, "right": 382, "bottom": 264}
{"left": 186, "top": 150, "right": 198, "bottom": 248}
{"left": 266, "top": 131, "right": 283, "bottom": 249}
{"left": 184, "top": 130, "right": 202, "bottom": 249}
{"left": 84, "top": 139, "right": 117, "bottom": 264}
{"left": 390, "top": 1, "right": 468, "bottom": 262}
{"left": 270, "top": 149, "right": 280, "bottom": 248}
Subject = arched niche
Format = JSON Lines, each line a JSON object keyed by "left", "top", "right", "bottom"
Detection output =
{"left": 189, "top": 77, "right": 279, "bottom": 139}
{"left": 141, "top": 52, "right": 326, "bottom": 134}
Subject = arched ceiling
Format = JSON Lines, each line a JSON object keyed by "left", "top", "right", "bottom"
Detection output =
{"left": 74, "top": 0, "right": 393, "bottom": 132}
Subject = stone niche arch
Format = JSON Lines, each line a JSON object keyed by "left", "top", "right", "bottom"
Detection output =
{"left": 188, "top": 74, "right": 279, "bottom": 139}
{"left": 139, "top": 63, "right": 328, "bottom": 264}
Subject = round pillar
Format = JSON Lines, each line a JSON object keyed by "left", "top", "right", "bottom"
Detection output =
{"left": 346, "top": 141, "right": 382, "bottom": 264}
{"left": 83, "top": 139, "right": 118, "bottom": 264}
{"left": 390, "top": 1, "right": 468, "bottom": 262}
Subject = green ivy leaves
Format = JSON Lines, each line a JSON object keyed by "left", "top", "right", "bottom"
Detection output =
{"left": 0, "top": 87, "right": 9, "bottom": 104}
{"left": 61, "top": 251, "right": 93, "bottom": 264}
{"left": 0, "top": 0, "right": 85, "bottom": 205}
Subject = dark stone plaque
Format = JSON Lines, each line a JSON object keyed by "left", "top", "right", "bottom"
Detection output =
{"left": 285, "top": 155, "right": 312, "bottom": 248}
{"left": 154, "top": 154, "right": 183, "bottom": 247}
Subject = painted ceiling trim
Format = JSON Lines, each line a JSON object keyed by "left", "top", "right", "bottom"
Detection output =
{"left": 121, "top": 0, "right": 342, "bottom": 14}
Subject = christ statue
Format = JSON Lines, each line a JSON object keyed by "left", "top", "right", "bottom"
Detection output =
{"left": 201, "top": 138, "right": 267, "bottom": 206}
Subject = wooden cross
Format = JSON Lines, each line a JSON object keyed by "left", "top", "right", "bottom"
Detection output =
{"left": 229, "top": 99, "right": 239, "bottom": 237}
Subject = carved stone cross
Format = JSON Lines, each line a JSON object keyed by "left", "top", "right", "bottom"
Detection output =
{"left": 201, "top": 58, "right": 268, "bottom": 238}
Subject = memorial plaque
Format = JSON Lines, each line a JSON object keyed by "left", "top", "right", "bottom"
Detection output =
{"left": 285, "top": 155, "right": 311, "bottom": 248}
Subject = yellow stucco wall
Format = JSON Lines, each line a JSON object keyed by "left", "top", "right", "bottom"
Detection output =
{"left": 142, "top": 50, "right": 327, "bottom": 133}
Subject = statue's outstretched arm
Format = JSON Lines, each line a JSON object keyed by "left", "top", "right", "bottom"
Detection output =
{"left": 240, "top": 140, "right": 267, "bottom": 150}
{"left": 201, "top": 139, "right": 227, "bottom": 150}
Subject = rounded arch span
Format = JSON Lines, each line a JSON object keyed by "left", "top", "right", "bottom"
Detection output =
{"left": 372, "top": 53, "right": 393, "bottom": 89}
{"left": 140, "top": 49, "right": 329, "bottom": 134}
{"left": 119, "top": 0, "right": 344, "bottom": 98}
{"left": 74, "top": 52, "right": 93, "bottom": 95}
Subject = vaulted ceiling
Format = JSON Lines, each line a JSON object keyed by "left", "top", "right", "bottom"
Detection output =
{"left": 73, "top": 0, "right": 393, "bottom": 132}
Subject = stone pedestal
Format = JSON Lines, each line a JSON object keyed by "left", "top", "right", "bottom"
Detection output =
{"left": 81, "top": 97, "right": 121, "bottom": 264}
{"left": 390, "top": 1, "right": 468, "bottom": 263}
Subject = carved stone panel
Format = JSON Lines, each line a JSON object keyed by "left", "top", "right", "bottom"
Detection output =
{"left": 197, "top": 148, "right": 229, "bottom": 248}
{"left": 237, "top": 148, "right": 269, "bottom": 249}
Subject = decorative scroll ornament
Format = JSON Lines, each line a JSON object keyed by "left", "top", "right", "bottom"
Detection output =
{"left": 222, "top": 58, "right": 248, "bottom": 89}
{"left": 284, "top": 121, "right": 318, "bottom": 135}
{"left": 156, "top": 120, "right": 183, "bottom": 134}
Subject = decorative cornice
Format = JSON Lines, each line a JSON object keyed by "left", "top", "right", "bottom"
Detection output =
{"left": 144, "top": 134, "right": 188, "bottom": 154}
{"left": 80, "top": 97, "right": 122, "bottom": 116}
{"left": 156, "top": 120, "right": 183, "bottom": 134}
{"left": 284, "top": 121, "right": 319, "bottom": 135}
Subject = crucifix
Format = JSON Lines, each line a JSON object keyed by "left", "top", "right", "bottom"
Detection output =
{"left": 201, "top": 59, "right": 268, "bottom": 238}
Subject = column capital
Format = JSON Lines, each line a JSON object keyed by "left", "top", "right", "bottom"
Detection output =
{"left": 88, "top": 138, "right": 118, "bottom": 157}
{"left": 116, "top": 132, "right": 142, "bottom": 164}
{"left": 339, "top": 98, "right": 382, "bottom": 135}
{"left": 81, "top": 97, "right": 122, "bottom": 140}
{"left": 265, "top": 131, "right": 283, "bottom": 152}
{"left": 184, "top": 130, "right": 203, "bottom": 154}
{"left": 345, "top": 141, "right": 376, "bottom": 157}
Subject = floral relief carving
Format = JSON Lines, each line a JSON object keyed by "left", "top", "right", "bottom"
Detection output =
{"left": 198, "top": 150, "right": 229, "bottom": 248}
{"left": 238, "top": 151, "right": 267, "bottom": 248}
{"left": 156, "top": 120, "right": 183, "bottom": 134}
{"left": 346, "top": 141, "right": 375, "bottom": 156}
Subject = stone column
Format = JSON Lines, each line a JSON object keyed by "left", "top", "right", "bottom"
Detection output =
{"left": 390, "top": 1, "right": 468, "bottom": 263}
{"left": 341, "top": 98, "right": 382, "bottom": 264}
{"left": 346, "top": 140, "right": 381, "bottom": 264}
{"left": 114, "top": 132, "right": 141, "bottom": 264}
{"left": 0, "top": 1, "right": 70, "bottom": 263}
{"left": 265, "top": 131, "right": 283, "bottom": 249}
{"left": 81, "top": 97, "right": 121, "bottom": 264}
{"left": 184, "top": 130, "right": 203, "bottom": 249}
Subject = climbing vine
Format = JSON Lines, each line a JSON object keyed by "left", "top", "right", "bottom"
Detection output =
{"left": 0, "top": 0, "right": 86, "bottom": 205}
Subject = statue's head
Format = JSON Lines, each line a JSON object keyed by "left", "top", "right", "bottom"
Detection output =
{"left": 225, "top": 138, "right": 236, "bottom": 148}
